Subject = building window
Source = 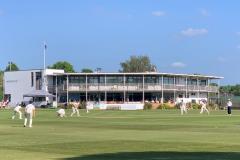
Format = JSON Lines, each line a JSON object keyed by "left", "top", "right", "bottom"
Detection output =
{"left": 188, "top": 79, "right": 197, "bottom": 85}
{"left": 145, "top": 76, "right": 159, "bottom": 84}
{"left": 35, "top": 72, "right": 42, "bottom": 90}
{"left": 176, "top": 77, "right": 186, "bottom": 85}
{"left": 200, "top": 80, "right": 207, "bottom": 86}
{"left": 126, "top": 76, "right": 143, "bottom": 84}
{"left": 69, "top": 76, "right": 86, "bottom": 84}
{"left": 31, "top": 72, "right": 34, "bottom": 87}
{"left": 88, "top": 76, "right": 105, "bottom": 84}
{"left": 163, "top": 77, "right": 174, "bottom": 84}
{"left": 106, "top": 76, "right": 123, "bottom": 84}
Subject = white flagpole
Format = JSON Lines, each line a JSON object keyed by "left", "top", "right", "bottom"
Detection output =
{"left": 43, "top": 41, "right": 48, "bottom": 91}
{"left": 44, "top": 41, "right": 46, "bottom": 71}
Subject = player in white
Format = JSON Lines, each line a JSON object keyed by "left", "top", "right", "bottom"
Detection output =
{"left": 24, "top": 102, "right": 36, "bottom": 128}
{"left": 200, "top": 100, "right": 209, "bottom": 115}
{"left": 57, "top": 108, "right": 66, "bottom": 118}
{"left": 12, "top": 103, "right": 22, "bottom": 119}
{"left": 180, "top": 100, "right": 187, "bottom": 115}
{"left": 70, "top": 101, "right": 80, "bottom": 117}
{"left": 86, "top": 101, "right": 90, "bottom": 114}
{"left": 227, "top": 99, "right": 232, "bottom": 115}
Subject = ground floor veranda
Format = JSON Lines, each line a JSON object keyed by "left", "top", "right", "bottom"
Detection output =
{"left": 56, "top": 91, "right": 218, "bottom": 104}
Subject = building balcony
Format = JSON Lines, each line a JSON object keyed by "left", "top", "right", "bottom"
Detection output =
{"left": 48, "top": 83, "right": 219, "bottom": 93}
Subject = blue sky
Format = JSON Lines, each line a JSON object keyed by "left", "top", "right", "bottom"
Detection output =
{"left": 0, "top": 0, "right": 240, "bottom": 84}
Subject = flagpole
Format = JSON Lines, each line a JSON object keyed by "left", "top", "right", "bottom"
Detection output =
{"left": 44, "top": 41, "right": 46, "bottom": 71}
{"left": 43, "top": 41, "right": 47, "bottom": 91}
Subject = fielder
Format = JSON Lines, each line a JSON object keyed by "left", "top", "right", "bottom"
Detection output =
{"left": 57, "top": 108, "right": 66, "bottom": 118}
{"left": 180, "top": 100, "right": 187, "bottom": 115}
{"left": 200, "top": 100, "right": 209, "bottom": 115}
{"left": 70, "top": 101, "right": 80, "bottom": 117}
{"left": 12, "top": 103, "right": 22, "bottom": 119}
{"left": 24, "top": 102, "right": 36, "bottom": 128}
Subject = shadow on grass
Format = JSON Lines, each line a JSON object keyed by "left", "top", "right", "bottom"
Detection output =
{"left": 62, "top": 151, "right": 240, "bottom": 160}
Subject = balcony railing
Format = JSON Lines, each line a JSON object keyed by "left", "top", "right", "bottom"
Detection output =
{"left": 48, "top": 83, "right": 219, "bottom": 93}
{"left": 48, "top": 83, "right": 218, "bottom": 93}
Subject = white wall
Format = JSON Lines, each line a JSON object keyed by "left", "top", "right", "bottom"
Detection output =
{"left": 4, "top": 70, "right": 41, "bottom": 105}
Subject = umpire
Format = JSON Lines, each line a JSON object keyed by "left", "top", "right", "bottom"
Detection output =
{"left": 227, "top": 99, "right": 233, "bottom": 115}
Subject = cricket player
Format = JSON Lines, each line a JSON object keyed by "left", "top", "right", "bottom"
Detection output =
{"left": 86, "top": 101, "right": 90, "bottom": 113}
{"left": 57, "top": 108, "right": 66, "bottom": 117}
{"left": 70, "top": 101, "right": 80, "bottom": 117}
{"left": 24, "top": 102, "right": 36, "bottom": 128}
{"left": 12, "top": 103, "right": 22, "bottom": 119}
{"left": 180, "top": 100, "right": 187, "bottom": 115}
{"left": 227, "top": 99, "right": 232, "bottom": 115}
{"left": 200, "top": 100, "right": 209, "bottom": 115}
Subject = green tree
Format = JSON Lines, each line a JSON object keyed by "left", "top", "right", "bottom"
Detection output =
{"left": 49, "top": 61, "right": 75, "bottom": 73}
{"left": 81, "top": 68, "right": 93, "bottom": 73}
{"left": 119, "top": 55, "right": 157, "bottom": 73}
{"left": 220, "top": 85, "right": 240, "bottom": 96}
{"left": 5, "top": 62, "right": 19, "bottom": 71}
{"left": 0, "top": 71, "right": 3, "bottom": 100}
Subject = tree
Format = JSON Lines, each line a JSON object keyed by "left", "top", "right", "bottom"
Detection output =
{"left": 5, "top": 62, "right": 19, "bottom": 71}
{"left": 119, "top": 55, "right": 157, "bottom": 73}
{"left": 220, "top": 85, "right": 240, "bottom": 96}
{"left": 0, "top": 71, "right": 3, "bottom": 100}
{"left": 49, "top": 61, "right": 75, "bottom": 73}
{"left": 81, "top": 68, "right": 93, "bottom": 73}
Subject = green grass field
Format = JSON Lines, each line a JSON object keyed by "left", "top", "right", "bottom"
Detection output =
{"left": 1, "top": 109, "right": 240, "bottom": 160}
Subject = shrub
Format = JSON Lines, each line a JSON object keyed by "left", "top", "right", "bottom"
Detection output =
{"left": 158, "top": 103, "right": 176, "bottom": 109}
{"left": 191, "top": 103, "right": 201, "bottom": 109}
{"left": 144, "top": 102, "right": 153, "bottom": 110}
{"left": 207, "top": 103, "right": 219, "bottom": 110}
{"left": 79, "top": 101, "right": 87, "bottom": 109}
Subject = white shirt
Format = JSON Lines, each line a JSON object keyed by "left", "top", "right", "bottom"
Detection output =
{"left": 227, "top": 101, "right": 232, "bottom": 107}
{"left": 57, "top": 109, "right": 65, "bottom": 115}
{"left": 25, "top": 104, "right": 35, "bottom": 114}
{"left": 180, "top": 101, "right": 186, "bottom": 107}
{"left": 200, "top": 101, "right": 206, "bottom": 107}
{"left": 14, "top": 105, "right": 22, "bottom": 112}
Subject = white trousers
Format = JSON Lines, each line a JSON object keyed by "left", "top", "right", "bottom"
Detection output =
{"left": 24, "top": 113, "right": 33, "bottom": 127}
{"left": 12, "top": 111, "right": 22, "bottom": 119}
{"left": 200, "top": 106, "right": 209, "bottom": 114}
{"left": 58, "top": 113, "right": 65, "bottom": 117}
{"left": 71, "top": 107, "right": 80, "bottom": 117}
{"left": 181, "top": 106, "right": 187, "bottom": 115}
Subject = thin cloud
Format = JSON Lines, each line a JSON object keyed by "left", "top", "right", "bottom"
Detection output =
{"left": 171, "top": 62, "right": 186, "bottom": 68}
{"left": 237, "top": 45, "right": 240, "bottom": 49}
{"left": 151, "top": 11, "right": 165, "bottom": 17}
{"left": 200, "top": 8, "right": 209, "bottom": 16}
{"left": 236, "top": 32, "right": 240, "bottom": 36}
{"left": 181, "top": 28, "right": 208, "bottom": 37}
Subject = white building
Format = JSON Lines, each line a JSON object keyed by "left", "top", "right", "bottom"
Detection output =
{"left": 4, "top": 69, "right": 223, "bottom": 108}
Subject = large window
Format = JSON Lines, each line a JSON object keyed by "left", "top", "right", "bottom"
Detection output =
{"left": 69, "top": 76, "right": 86, "bottom": 84}
{"left": 35, "top": 72, "right": 42, "bottom": 90}
{"left": 200, "top": 80, "right": 207, "bottom": 86}
{"left": 145, "top": 76, "right": 160, "bottom": 84}
{"left": 31, "top": 72, "right": 34, "bottom": 87}
{"left": 188, "top": 79, "right": 197, "bottom": 85}
{"left": 106, "top": 76, "right": 123, "bottom": 84}
{"left": 126, "top": 76, "right": 143, "bottom": 83}
{"left": 163, "top": 77, "right": 174, "bottom": 84}
{"left": 176, "top": 77, "right": 186, "bottom": 85}
{"left": 88, "top": 76, "right": 105, "bottom": 84}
